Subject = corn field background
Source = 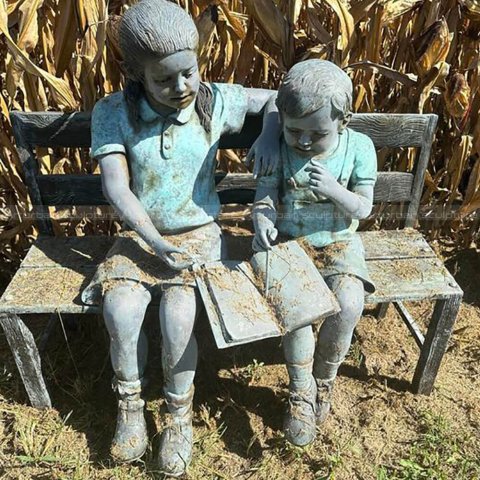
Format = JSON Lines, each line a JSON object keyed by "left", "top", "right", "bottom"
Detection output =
{"left": 1, "top": 0, "right": 480, "bottom": 281}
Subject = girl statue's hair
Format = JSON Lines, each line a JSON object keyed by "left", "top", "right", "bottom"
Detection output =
{"left": 119, "top": 0, "right": 212, "bottom": 132}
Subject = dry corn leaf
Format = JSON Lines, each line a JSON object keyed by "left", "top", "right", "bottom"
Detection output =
{"left": 444, "top": 73, "right": 471, "bottom": 120}
{"left": 414, "top": 18, "right": 452, "bottom": 77}
{"left": 464, "top": 157, "right": 480, "bottom": 206}
{"left": 347, "top": 61, "right": 418, "bottom": 86}
{"left": 383, "top": 0, "right": 421, "bottom": 24}
{"left": 218, "top": 1, "right": 245, "bottom": 40}
{"left": 196, "top": 5, "right": 217, "bottom": 75}
{"left": 0, "top": 218, "right": 33, "bottom": 242}
{"left": 287, "top": 0, "right": 303, "bottom": 25}
{"left": 7, "top": 0, "right": 22, "bottom": 16}
{"left": 0, "top": 24, "right": 76, "bottom": 109}
{"left": 446, "top": 135, "right": 472, "bottom": 204}
{"left": 17, "top": 0, "right": 44, "bottom": 52}
{"left": 319, "top": 0, "right": 354, "bottom": 54}
{"left": 234, "top": 18, "right": 256, "bottom": 83}
{"left": 459, "top": 190, "right": 480, "bottom": 218}
{"left": 350, "top": 0, "right": 377, "bottom": 25}
{"left": 462, "top": 0, "right": 480, "bottom": 20}
{"left": 306, "top": 4, "right": 332, "bottom": 44}
{"left": 418, "top": 61, "right": 450, "bottom": 113}
{"left": 244, "top": 0, "right": 287, "bottom": 48}
{"left": 53, "top": 0, "right": 77, "bottom": 75}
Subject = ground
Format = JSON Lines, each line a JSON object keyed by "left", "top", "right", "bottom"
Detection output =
{"left": 0, "top": 225, "right": 479, "bottom": 480}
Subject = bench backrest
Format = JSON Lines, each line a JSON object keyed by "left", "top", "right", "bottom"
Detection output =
{"left": 10, "top": 110, "right": 437, "bottom": 235}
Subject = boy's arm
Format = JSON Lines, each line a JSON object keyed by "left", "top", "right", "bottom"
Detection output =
{"left": 244, "top": 89, "right": 281, "bottom": 178}
{"left": 306, "top": 162, "right": 374, "bottom": 219}
{"left": 252, "top": 184, "right": 279, "bottom": 251}
{"left": 99, "top": 153, "right": 193, "bottom": 270}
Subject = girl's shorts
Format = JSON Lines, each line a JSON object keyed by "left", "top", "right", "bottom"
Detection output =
{"left": 81, "top": 221, "right": 223, "bottom": 305}
{"left": 309, "top": 234, "right": 375, "bottom": 294}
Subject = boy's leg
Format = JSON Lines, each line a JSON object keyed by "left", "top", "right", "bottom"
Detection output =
{"left": 313, "top": 275, "right": 364, "bottom": 424}
{"left": 158, "top": 285, "right": 199, "bottom": 477}
{"left": 103, "top": 282, "right": 151, "bottom": 462}
{"left": 282, "top": 325, "right": 316, "bottom": 446}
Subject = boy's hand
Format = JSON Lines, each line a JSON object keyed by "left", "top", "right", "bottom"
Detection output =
{"left": 152, "top": 239, "right": 194, "bottom": 271}
{"left": 245, "top": 133, "right": 280, "bottom": 179}
{"left": 305, "top": 161, "right": 340, "bottom": 199}
{"left": 252, "top": 209, "right": 278, "bottom": 251}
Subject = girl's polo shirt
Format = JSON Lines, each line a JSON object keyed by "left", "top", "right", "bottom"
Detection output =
{"left": 258, "top": 128, "right": 377, "bottom": 247}
{"left": 91, "top": 83, "right": 249, "bottom": 233}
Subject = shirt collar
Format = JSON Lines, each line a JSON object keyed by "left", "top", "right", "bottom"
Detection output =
{"left": 139, "top": 95, "right": 196, "bottom": 125}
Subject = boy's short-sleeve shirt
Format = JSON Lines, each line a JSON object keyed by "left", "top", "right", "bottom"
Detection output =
{"left": 258, "top": 128, "right": 377, "bottom": 247}
{"left": 91, "top": 83, "right": 248, "bottom": 233}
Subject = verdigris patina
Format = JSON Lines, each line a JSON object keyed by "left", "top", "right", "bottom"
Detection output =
{"left": 253, "top": 59, "right": 377, "bottom": 446}
{"left": 81, "top": 0, "right": 279, "bottom": 475}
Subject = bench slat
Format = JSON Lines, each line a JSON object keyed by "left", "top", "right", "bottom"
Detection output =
{"left": 37, "top": 171, "right": 413, "bottom": 206}
{"left": 11, "top": 111, "right": 433, "bottom": 150}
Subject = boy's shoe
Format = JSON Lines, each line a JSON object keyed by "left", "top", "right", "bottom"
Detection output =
{"left": 158, "top": 387, "right": 194, "bottom": 477}
{"left": 158, "top": 418, "right": 193, "bottom": 477}
{"left": 283, "top": 376, "right": 317, "bottom": 446}
{"left": 111, "top": 397, "right": 148, "bottom": 462}
{"left": 315, "top": 379, "right": 334, "bottom": 426}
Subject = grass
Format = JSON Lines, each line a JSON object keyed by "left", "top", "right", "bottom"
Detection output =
{"left": 1, "top": 298, "right": 480, "bottom": 479}
{"left": 378, "top": 411, "right": 480, "bottom": 480}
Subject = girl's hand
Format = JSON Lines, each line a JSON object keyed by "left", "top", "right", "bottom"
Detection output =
{"left": 252, "top": 209, "right": 278, "bottom": 251}
{"left": 305, "top": 161, "right": 340, "bottom": 200}
{"left": 245, "top": 134, "right": 280, "bottom": 179}
{"left": 153, "top": 239, "right": 194, "bottom": 271}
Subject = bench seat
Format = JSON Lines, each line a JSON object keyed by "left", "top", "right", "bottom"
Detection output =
{"left": 0, "top": 230, "right": 461, "bottom": 314}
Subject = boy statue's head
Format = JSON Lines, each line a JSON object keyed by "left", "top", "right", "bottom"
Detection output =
{"left": 276, "top": 60, "right": 353, "bottom": 157}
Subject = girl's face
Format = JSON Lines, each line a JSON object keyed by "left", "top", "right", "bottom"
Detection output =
{"left": 283, "top": 103, "right": 346, "bottom": 157}
{"left": 143, "top": 50, "right": 200, "bottom": 112}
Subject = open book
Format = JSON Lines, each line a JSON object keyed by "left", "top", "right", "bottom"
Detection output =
{"left": 195, "top": 241, "right": 340, "bottom": 348}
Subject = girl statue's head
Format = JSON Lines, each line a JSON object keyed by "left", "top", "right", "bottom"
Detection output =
{"left": 119, "top": 0, "right": 211, "bottom": 129}
{"left": 276, "top": 60, "right": 353, "bottom": 156}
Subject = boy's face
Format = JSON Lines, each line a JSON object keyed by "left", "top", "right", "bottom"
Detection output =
{"left": 282, "top": 103, "right": 343, "bottom": 156}
{"left": 143, "top": 50, "right": 200, "bottom": 111}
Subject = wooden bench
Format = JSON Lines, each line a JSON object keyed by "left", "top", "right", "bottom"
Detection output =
{"left": 0, "top": 111, "right": 463, "bottom": 409}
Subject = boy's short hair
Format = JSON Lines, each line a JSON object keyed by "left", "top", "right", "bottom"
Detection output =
{"left": 276, "top": 60, "right": 353, "bottom": 120}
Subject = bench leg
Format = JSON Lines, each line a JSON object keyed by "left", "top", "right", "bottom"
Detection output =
{"left": 375, "top": 302, "right": 390, "bottom": 319}
{"left": 0, "top": 313, "right": 52, "bottom": 408}
{"left": 412, "top": 294, "right": 462, "bottom": 395}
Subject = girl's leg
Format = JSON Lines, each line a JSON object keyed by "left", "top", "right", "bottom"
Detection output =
{"left": 158, "top": 285, "right": 199, "bottom": 477}
{"left": 282, "top": 325, "right": 317, "bottom": 446}
{"left": 103, "top": 281, "right": 151, "bottom": 462}
{"left": 313, "top": 275, "right": 364, "bottom": 423}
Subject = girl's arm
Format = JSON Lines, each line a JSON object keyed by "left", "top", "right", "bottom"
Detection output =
{"left": 244, "top": 89, "right": 281, "bottom": 178}
{"left": 252, "top": 184, "right": 279, "bottom": 251}
{"left": 99, "top": 152, "right": 192, "bottom": 269}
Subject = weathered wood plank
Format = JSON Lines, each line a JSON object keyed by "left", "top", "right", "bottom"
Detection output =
{"left": 375, "top": 302, "right": 390, "bottom": 319}
{"left": 365, "top": 256, "right": 462, "bottom": 304}
{"left": 0, "top": 266, "right": 99, "bottom": 315}
{"left": 11, "top": 111, "right": 436, "bottom": 149}
{"left": 359, "top": 230, "right": 436, "bottom": 260}
{"left": 394, "top": 301, "right": 425, "bottom": 348}
{"left": 0, "top": 313, "right": 52, "bottom": 408}
{"left": 10, "top": 115, "right": 53, "bottom": 235}
{"left": 22, "top": 235, "right": 115, "bottom": 268}
{"left": 405, "top": 114, "right": 438, "bottom": 228}
{"left": 349, "top": 114, "right": 435, "bottom": 148}
{"left": 37, "top": 171, "right": 413, "bottom": 206}
{"left": 412, "top": 294, "right": 462, "bottom": 394}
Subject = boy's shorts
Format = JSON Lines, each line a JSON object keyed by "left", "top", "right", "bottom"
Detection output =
{"left": 81, "top": 222, "right": 223, "bottom": 305}
{"left": 307, "top": 234, "right": 375, "bottom": 294}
